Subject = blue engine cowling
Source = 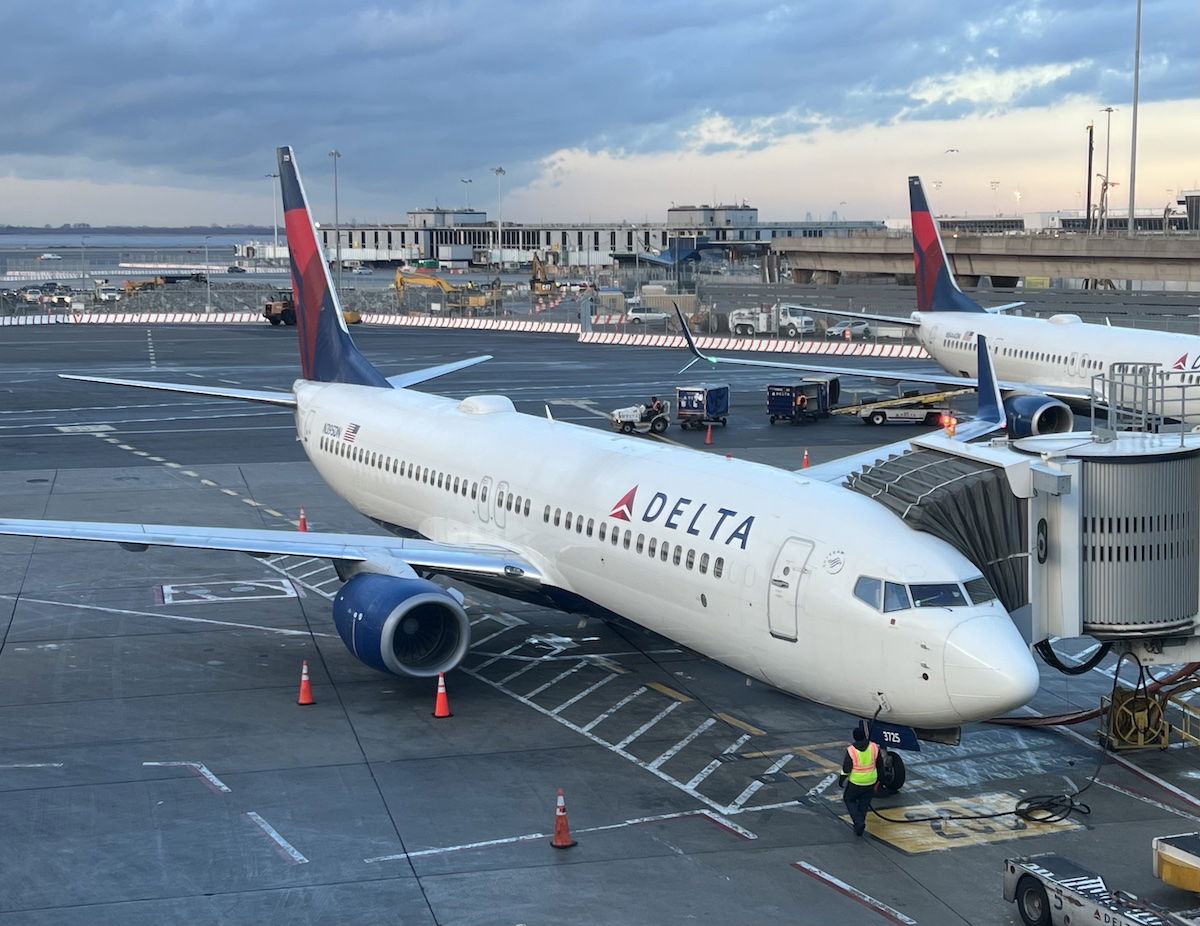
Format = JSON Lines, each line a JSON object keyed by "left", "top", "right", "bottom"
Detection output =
{"left": 332, "top": 573, "right": 470, "bottom": 677}
{"left": 1003, "top": 393, "right": 1074, "bottom": 438}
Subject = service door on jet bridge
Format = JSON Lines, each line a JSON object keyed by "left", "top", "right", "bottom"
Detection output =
{"left": 767, "top": 538, "right": 815, "bottom": 642}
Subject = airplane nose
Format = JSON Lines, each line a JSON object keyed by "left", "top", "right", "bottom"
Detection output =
{"left": 943, "top": 614, "right": 1040, "bottom": 722}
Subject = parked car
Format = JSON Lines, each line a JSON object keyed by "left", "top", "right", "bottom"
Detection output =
{"left": 351, "top": 266, "right": 374, "bottom": 275}
{"left": 626, "top": 305, "right": 668, "bottom": 324}
{"left": 825, "top": 320, "right": 872, "bottom": 339}
{"left": 37, "top": 253, "right": 63, "bottom": 261}
{"left": 227, "top": 265, "right": 246, "bottom": 273}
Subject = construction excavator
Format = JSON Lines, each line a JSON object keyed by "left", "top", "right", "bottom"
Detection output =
{"left": 530, "top": 252, "right": 558, "bottom": 295}
{"left": 393, "top": 270, "right": 497, "bottom": 313}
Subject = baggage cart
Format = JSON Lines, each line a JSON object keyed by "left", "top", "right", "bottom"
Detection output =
{"left": 767, "top": 381, "right": 832, "bottom": 425}
{"left": 676, "top": 384, "right": 729, "bottom": 430}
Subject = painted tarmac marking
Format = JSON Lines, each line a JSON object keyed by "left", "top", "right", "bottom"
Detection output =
{"left": 807, "top": 772, "right": 839, "bottom": 797}
{"left": 792, "top": 862, "right": 918, "bottom": 925}
{"left": 646, "top": 681, "right": 691, "bottom": 702}
{"left": 0, "top": 763, "right": 64, "bottom": 769}
{"left": 471, "top": 627, "right": 513, "bottom": 647}
{"left": 245, "top": 811, "right": 309, "bottom": 864}
{"left": 263, "top": 508, "right": 284, "bottom": 518}
{"left": 143, "top": 761, "right": 231, "bottom": 793}
{"left": 293, "top": 566, "right": 330, "bottom": 580}
{"left": 1095, "top": 780, "right": 1200, "bottom": 824}
{"left": 497, "top": 661, "right": 539, "bottom": 686}
{"left": 55, "top": 424, "right": 115, "bottom": 433}
{"left": 164, "top": 462, "right": 182, "bottom": 468}
{"left": 0, "top": 595, "right": 332, "bottom": 638}
{"left": 473, "top": 644, "right": 525, "bottom": 671}
{"left": 160, "top": 579, "right": 297, "bottom": 605}
{"left": 614, "top": 701, "right": 681, "bottom": 749}
{"left": 649, "top": 718, "right": 717, "bottom": 770}
{"left": 550, "top": 673, "right": 617, "bottom": 714}
{"left": 241, "top": 498, "right": 261, "bottom": 507}
{"left": 199, "top": 478, "right": 216, "bottom": 485}
{"left": 363, "top": 808, "right": 756, "bottom": 863}
{"left": 581, "top": 686, "right": 647, "bottom": 732}
{"left": 730, "top": 754, "right": 794, "bottom": 810}
{"left": 220, "top": 488, "right": 239, "bottom": 496}
{"left": 524, "top": 661, "right": 586, "bottom": 698}
{"left": 715, "top": 712, "right": 766, "bottom": 736}
{"left": 683, "top": 734, "right": 752, "bottom": 790}
{"left": 258, "top": 559, "right": 336, "bottom": 601}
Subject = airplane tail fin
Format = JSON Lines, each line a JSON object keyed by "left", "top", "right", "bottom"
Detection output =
{"left": 277, "top": 147, "right": 391, "bottom": 387}
{"left": 909, "top": 176, "right": 986, "bottom": 314}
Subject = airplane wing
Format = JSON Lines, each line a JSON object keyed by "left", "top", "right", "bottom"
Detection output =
{"left": 387, "top": 355, "right": 491, "bottom": 388}
{"left": 801, "top": 332, "right": 1006, "bottom": 484}
{"left": 0, "top": 519, "right": 544, "bottom": 588}
{"left": 59, "top": 375, "right": 297, "bottom": 407}
{"left": 810, "top": 307, "right": 920, "bottom": 328}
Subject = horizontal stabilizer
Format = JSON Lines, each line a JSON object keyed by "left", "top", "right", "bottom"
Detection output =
{"left": 386, "top": 355, "right": 492, "bottom": 388}
{"left": 59, "top": 374, "right": 296, "bottom": 407}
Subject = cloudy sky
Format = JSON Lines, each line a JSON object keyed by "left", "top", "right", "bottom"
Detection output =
{"left": 1, "top": 0, "right": 1195, "bottom": 226}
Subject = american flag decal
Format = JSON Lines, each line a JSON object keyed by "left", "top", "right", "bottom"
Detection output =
{"left": 343, "top": 423, "right": 360, "bottom": 443}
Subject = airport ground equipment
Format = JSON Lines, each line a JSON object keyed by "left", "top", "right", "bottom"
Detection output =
{"left": 393, "top": 270, "right": 491, "bottom": 313}
{"left": 728, "top": 302, "right": 817, "bottom": 338}
{"left": 264, "top": 289, "right": 359, "bottom": 326}
{"left": 609, "top": 402, "right": 671, "bottom": 435}
{"left": 530, "top": 252, "right": 557, "bottom": 295}
{"left": 1004, "top": 849, "right": 1200, "bottom": 925}
{"left": 676, "top": 384, "right": 730, "bottom": 430}
{"left": 767, "top": 381, "right": 832, "bottom": 425}
{"left": 834, "top": 386, "right": 966, "bottom": 426}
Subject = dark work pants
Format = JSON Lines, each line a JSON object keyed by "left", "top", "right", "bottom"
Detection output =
{"left": 843, "top": 782, "right": 874, "bottom": 835}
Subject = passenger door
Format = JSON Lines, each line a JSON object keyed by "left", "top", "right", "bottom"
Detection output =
{"left": 767, "top": 538, "right": 815, "bottom": 642}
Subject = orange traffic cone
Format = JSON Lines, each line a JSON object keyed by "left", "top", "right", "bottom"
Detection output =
{"left": 298, "top": 507, "right": 308, "bottom": 532}
{"left": 802, "top": 448, "right": 810, "bottom": 468}
{"left": 704, "top": 423, "right": 713, "bottom": 445}
{"left": 297, "top": 660, "right": 315, "bottom": 706}
{"left": 432, "top": 672, "right": 452, "bottom": 718}
{"left": 550, "top": 787, "right": 577, "bottom": 849}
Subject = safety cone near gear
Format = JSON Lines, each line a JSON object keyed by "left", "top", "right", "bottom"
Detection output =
{"left": 432, "top": 672, "right": 452, "bottom": 718}
{"left": 297, "top": 660, "right": 315, "bottom": 705}
{"left": 802, "top": 448, "right": 810, "bottom": 468}
{"left": 704, "top": 424, "right": 713, "bottom": 445}
{"left": 550, "top": 787, "right": 576, "bottom": 849}
{"left": 298, "top": 507, "right": 308, "bottom": 532}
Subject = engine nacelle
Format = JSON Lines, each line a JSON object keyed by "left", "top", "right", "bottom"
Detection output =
{"left": 332, "top": 573, "right": 470, "bottom": 677}
{"left": 1003, "top": 393, "right": 1074, "bottom": 438}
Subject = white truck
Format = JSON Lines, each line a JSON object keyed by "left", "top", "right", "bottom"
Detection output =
{"left": 728, "top": 302, "right": 816, "bottom": 338}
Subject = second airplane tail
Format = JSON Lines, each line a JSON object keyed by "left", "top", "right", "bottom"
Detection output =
{"left": 909, "top": 176, "right": 986, "bottom": 314}
{"left": 277, "top": 147, "right": 391, "bottom": 388}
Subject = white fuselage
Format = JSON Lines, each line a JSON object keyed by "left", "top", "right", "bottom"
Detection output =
{"left": 289, "top": 380, "right": 1038, "bottom": 728}
{"left": 918, "top": 311, "right": 1200, "bottom": 421}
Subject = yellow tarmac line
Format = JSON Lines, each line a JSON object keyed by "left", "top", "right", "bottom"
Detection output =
{"left": 716, "top": 712, "right": 766, "bottom": 736}
{"left": 646, "top": 682, "right": 692, "bottom": 702}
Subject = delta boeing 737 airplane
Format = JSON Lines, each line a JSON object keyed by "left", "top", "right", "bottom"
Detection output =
{"left": 0, "top": 149, "right": 1039, "bottom": 787}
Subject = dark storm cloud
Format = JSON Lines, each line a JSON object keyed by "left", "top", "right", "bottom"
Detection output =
{"left": 0, "top": 0, "right": 1192, "bottom": 214}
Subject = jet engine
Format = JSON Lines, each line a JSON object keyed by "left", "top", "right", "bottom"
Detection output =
{"left": 1003, "top": 393, "right": 1074, "bottom": 438}
{"left": 332, "top": 572, "right": 470, "bottom": 677}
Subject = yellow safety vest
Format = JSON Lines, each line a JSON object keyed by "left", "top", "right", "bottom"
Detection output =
{"left": 847, "top": 743, "right": 879, "bottom": 786}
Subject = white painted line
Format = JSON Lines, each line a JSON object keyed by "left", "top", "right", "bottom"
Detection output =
{"left": 1096, "top": 780, "right": 1200, "bottom": 823}
{"left": 523, "top": 661, "right": 586, "bottom": 698}
{"left": 241, "top": 498, "right": 261, "bottom": 507}
{"left": 366, "top": 830, "right": 549, "bottom": 863}
{"left": 493, "top": 611, "right": 527, "bottom": 628}
{"left": 581, "top": 686, "right": 646, "bottom": 732}
{"left": 0, "top": 762, "right": 64, "bottom": 768}
{"left": 793, "top": 861, "right": 918, "bottom": 925}
{"left": 614, "top": 701, "right": 681, "bottom": 750}
{"left": 649, "top": 718, "right": 717, "bottom": 770}
{"left": 473, "top": 644, "right": 525, "bottom": 672}
{"left": 263, "top": 508, "right": 284, "bottom": 518}
{"left": 293, "top": 566, "right": 330, "bottom": 580}
{"left": 728, "top": 754, "right": 793, "bottom": 812}
{"left": 258, "top": 559, "right": 336, "bottom": 601}
{"left": 471, "top": 627, "right": 513, "bottom": 647}
{"left": 699, "top": 810, "right": 757, "bottom": 840}
{"left": 132, "top": 451, "right": 150, "bottom": 457}
{"left": 148, "top": 456, "right": 165, "bottom": 463}
{"left": 497, "top": 661, "right": 539, "bottom": 685}
{"left": 738, "top": 799, "right": 803, "bottom": 813}
{"left": 550, "top": 673, "right": 617, "bottom": 714}
{"left": 164, "top": 462, "right": 182, "bottom": 468}
{"left": 0, "top": 594, "right": 332, "bottom": 637}
{"left": 313, "top": 576, "right": 341, "bottom": 588}
{"left": 806, "top": 772, "right": 839, "bottom": 797}
{"left": 220, "top": 488, "right": 239, "bottom": 496}
{"left": 117, "top": 444, "right": 134, "bottom": 450}
{"left": 143, "top": 760, "right": 231, "bottom": 793}
{"left": 684, "top": 735, "right": 750, "bottom": 790}
{"left": 285, "top": 558, "right": 318, "bottom": 570}
{"left": 245, "top": 811, "right": 309, "bottom": 864}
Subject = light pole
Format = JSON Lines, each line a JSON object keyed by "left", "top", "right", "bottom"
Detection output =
{"left": 80, "top": 235, "right": 88, "bottom": 289}
{"left": 492, "top": 166, "right": 505, "bottom": 270}
{"left": 1099, "top": 107, "right": 1117, "bottom": 234}
{"left": 1127, "top": 0, "right": 1142, "bottom": 238}
{"left": 460, "top": 177, "right": 472, "bottom": 209}
{"left": 265, "top": 172, "right": 280, "bottom": 262}
{"left": 203, "top": 235, "right": 212, "bottom": 312}
{"left": 630, "top": 224, "right": 640, "bottom": 290}
{"left": 329, "top": 149, "right": 342, "bottom": 293}
{"left": 989, "top": 181, "right": 1000, "bottom": 216}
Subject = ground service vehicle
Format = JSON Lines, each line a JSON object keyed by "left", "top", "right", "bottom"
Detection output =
{"left": 626, "top": 305, "right": 668, "bottom": 324}
{"left": 265, "top": 289, "right": 359, "bottom": 326}
{"left": 609, "top": 401, "right": 671, "bottom": 435}
{"left": 728, "top": 302, "right": 816, "bottom": 338}
{"left": 767, "top": 381, "right": 834, "bottom": 424}
{"left": 676, "top": 383, "right": 730, "bottom": 429}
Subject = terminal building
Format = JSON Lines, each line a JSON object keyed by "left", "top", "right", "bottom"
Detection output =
{"left": 238, "top": 202, "right": 885, "bottom": 271}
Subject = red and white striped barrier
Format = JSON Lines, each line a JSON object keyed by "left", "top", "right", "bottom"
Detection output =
{"left": 361, "top": 314, "right": 579, "bottom": 334}
{"left": 579, "top": 331, "right": 930, "bottom": 359}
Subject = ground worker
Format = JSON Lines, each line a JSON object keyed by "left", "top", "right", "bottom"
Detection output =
{"left": 649, "top": 395, "right": 663, "bottom": 414}
{"left": 794, "top": 392, "right": 808, "bottom": 416}
{"left": 839, "top": 725, "right": 881, "bottom": 837}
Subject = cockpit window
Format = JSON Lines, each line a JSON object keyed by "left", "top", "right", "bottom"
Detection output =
{"left": 853, "top": 576, "right": 882, "bottom": 610}
{"left": 909, "top": 583, "right": 968, "bottom": 608}
{"left": 883, "top": 582, "right": 910, "bottom": 612}
{"left": 964, "top": 575, "right": 997, "bottom": 605}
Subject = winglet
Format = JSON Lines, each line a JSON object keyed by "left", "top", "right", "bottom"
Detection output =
{"left": 974, "top": 334, "right": 1004, "bottom": 429}
{"left": 674, "top": 304, "right": 710, "bottom": 374}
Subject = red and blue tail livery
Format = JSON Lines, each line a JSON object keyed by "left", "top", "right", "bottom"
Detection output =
{"left": 908, "top": 176, "right": 985, "bottom": 314}
{"left": 277, "top": 147, "right": 391, "bottom": 388}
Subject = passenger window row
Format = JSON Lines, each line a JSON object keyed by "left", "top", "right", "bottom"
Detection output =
{"left": 541, "top": 504, "right": 725, "bottom": 578}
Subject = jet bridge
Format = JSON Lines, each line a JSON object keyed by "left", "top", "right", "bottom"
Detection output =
{"left": 846, "top": 364, "right": 1200, "bottom": 666}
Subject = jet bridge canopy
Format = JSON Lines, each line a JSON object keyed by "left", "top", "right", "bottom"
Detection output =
{"left": 845, "top": 448, "right": 1028, "bottom": 613}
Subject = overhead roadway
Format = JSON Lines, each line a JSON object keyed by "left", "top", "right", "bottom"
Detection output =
{"left": 772, "top": 234, "right": 1200, "bottom": 285}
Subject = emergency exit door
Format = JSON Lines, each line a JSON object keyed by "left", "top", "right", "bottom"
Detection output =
{"left": 767, "top": 538, "right": 814, "bottom": 642}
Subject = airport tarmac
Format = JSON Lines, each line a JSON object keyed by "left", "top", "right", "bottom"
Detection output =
{"left": 3, "top": 324, "right": 1200, "bottom": 925}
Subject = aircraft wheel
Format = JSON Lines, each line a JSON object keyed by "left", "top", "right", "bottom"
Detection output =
{"left": 868, "top": 410, "right": 887, "bottom": 426}
{"left": 650, "top": 417, "right": 668, "bottom": 434}
{"left": 878, "top": 751, "right": 906, "bottom": 794}
{"left": 1015, "top": 875, "right": 1050, "bottom": 926}
{"left": 620, "top": 422, "right": 634, "bottom": 434}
